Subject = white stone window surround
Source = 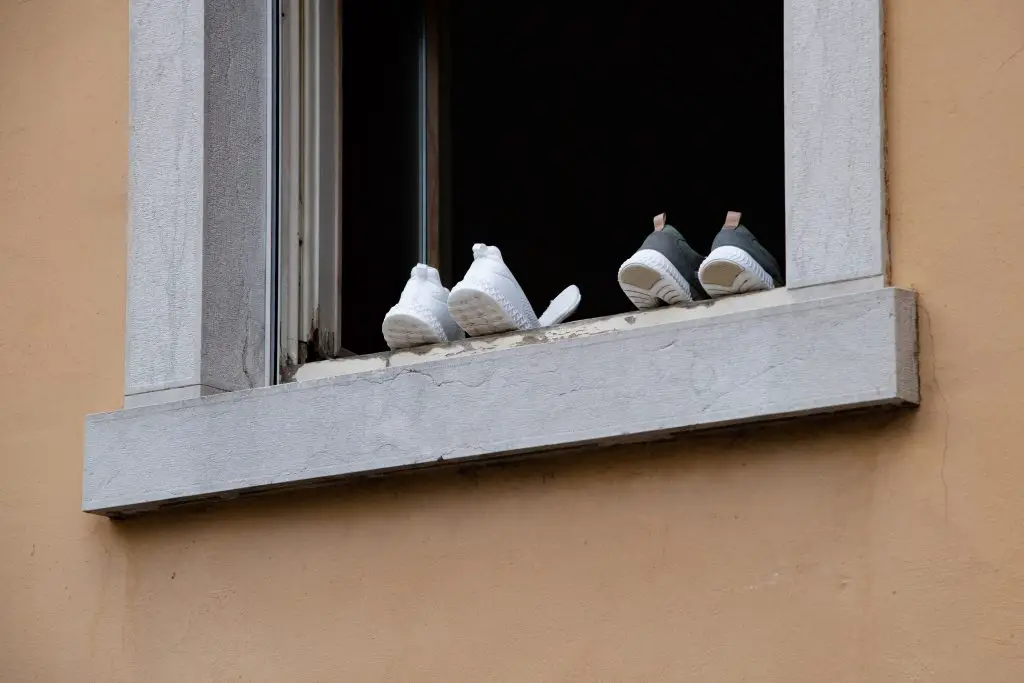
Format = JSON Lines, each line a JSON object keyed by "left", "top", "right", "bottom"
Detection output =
{"left": 84, "top": 0, "right": 916, "bottom": 517}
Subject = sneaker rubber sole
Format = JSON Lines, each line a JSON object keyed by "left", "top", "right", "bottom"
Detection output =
{"left": 698, "top": 245, "right": 775, "bottom": 298}
{"left": 617, "top": 249, "right": 693, "bottom": 309}
{"left": 447, "top": 284, "right": 521, "bottom": 337}
{"left": 381, "top": 307, "right": 446, "bottom": 350}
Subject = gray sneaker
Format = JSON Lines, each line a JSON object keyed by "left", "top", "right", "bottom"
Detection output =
{"left": 617, "top": 213, "right": 709, "bottom": 310}
{"left": 698, "top": 211, "right": 782, "bottom": 298}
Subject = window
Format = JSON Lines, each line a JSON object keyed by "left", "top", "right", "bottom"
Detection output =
{"left": 443, "top": 2, "right": 783, "bottom": 326}
{"left": 87, "top": 0, "right": 910, "bottom": 516}
{"left": 279, "top": 0, "right": 784, "bottom": 362}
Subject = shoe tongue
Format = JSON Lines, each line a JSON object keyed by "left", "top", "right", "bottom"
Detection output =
{"left": 410, "top": 263, "right": 442, "bottom": 287}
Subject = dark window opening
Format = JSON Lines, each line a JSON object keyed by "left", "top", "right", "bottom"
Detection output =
{"left": 340, "top": 0, "right": 422, "bottom": 355}
{"left": 341, "top": 0, "right": 783, "bottom": 355}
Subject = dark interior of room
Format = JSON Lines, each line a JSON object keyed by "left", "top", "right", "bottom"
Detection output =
{"left": 341, "top": 0, "right": 422, "bottom": 355}
{"left": 342, "top": 0, "right": 783, "bottom": 355}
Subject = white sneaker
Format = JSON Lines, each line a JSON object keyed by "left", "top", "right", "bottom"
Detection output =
{"left": 447, "top": 243, "right": 581, "bottom": 337}
{"left": 382, "top": 264, "right": 465, "bottom": 350}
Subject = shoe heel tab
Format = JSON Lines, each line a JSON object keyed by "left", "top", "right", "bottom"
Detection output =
{"left": 411, "top": 263, "right": 443, "bottom": 286}
{"left": 471, "top": 243, "right": 503, "bottom": 261}
{"left": 653, "top": 213, "right": 667, "bottom": 231}
{"left": 723, "top": 211, "right": 742, "bottom": 229}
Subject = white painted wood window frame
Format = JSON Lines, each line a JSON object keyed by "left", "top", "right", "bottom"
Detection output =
{"left": 85, "top": 0, "right": 917, "bottom": 517}
{"left": 277, "top": 0, "right": 343, "bottom": 375}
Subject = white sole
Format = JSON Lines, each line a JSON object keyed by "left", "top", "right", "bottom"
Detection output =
{"left": 381, "top": 309, "right": 445, "bottom": 350}
{"left": 617, "top": 249, "right": 693, "bottom": 310}
{"left": 537, "top": 285, "right": 582, "bottom": 328}
{"left": 698, "top": 245, "right": 775, "bottom": 298}
{"left": 447, "top": 284, "right": 521, "bottom": 337}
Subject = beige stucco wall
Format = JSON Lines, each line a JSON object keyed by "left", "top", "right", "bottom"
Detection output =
{"left": 2, "top": 0, "right": 1024, "bottom": 679}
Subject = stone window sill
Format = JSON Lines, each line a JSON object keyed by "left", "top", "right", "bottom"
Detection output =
{"left": 84, "top": 285, "right": 918, "bottom": 517}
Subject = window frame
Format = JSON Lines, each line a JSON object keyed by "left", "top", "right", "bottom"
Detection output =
{"left": 275, "top": 0, "right": 439, "bottom": 371}
{"left": 87, "top": 0, "right": 915, "bottom": 517}
{"left": 277, "top": 0, "right": 343, "bottom": 374}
